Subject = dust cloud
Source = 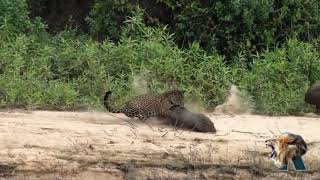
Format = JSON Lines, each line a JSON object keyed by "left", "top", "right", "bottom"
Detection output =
{"left": 214, "top": 85, "right": 254, "bottom": 115}
{"left": 185, "top": 98, "right": 206, "bottom": 113}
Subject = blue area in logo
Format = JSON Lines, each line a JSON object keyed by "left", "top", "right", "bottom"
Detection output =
{"left": 278, "top": 156, "right": 306, "bottom": 171}
{"left": 292, "top": 156, "right": 307, "bottom": 171}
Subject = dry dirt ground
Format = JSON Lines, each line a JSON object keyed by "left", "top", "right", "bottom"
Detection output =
{"left": 0, "top": 110, "right": 319, "bottom": 180}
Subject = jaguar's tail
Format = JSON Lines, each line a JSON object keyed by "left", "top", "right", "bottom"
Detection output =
{"left": 103, "top": 91, "right": 122, "bottom": 113}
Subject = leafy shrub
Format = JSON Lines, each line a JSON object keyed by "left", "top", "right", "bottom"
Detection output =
{"left": 0, "top": 10, "right": 150, "bottom": 109}
{"left": 240, "top": 39, "right": 320, "bottom": 115}
{"left": 86, "top": 0, "right": 133, "bottom": 41}
{"left": 45, "top": 81, "right": 78, "bottom": 109}
{"left": 114, "top": 9, "right": 233, "bottom": 109}
{"left": 173, "top": 0, "right": 320, "bottom": 61}
{"left": 0, "top": 6, "right": 319, "bottom": 115}
{"left": 0, "top": 0, "right": 31, "bottom": 33}
{"left": 85, "top": 0, "right": 320, "bottom": 62}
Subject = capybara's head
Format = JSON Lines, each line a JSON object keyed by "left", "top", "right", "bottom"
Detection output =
{"left": 197, "top": 113, "right": 216, "bottom": 133}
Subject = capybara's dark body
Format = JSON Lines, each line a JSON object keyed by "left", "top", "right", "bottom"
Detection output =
{"left": 305, "top": 84, "right": 320, "bottom": 114}
{"left": 165, "top": 106, "right": 216, "bottom": 133}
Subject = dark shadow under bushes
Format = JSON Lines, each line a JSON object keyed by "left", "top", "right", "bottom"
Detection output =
{"left": 27, "top": 0, "right": 95, "bottom": 33}
{"left": 0, "top": 5, "right": 320, "bottom": 115}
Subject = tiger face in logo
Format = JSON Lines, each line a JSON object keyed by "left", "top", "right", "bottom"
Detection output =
{"left": 265, "top": 132, "right": 307, "bottom": 169}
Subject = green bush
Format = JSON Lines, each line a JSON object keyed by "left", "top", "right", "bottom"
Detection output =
{"left": 173, "top": 0, "right": 320, "bottom": 61}
{"left": 0, "top": 0, "right": 47, "bottom": 36}
{"left": 0, "top": 5, "right": 319, "bottom": 115}
{"left": 0, "top": 0, "right": 31, "bottom": 33}
{"left": 86, "top": 0, "right": 133, "bottom": 41}
{"left": 85, "top": 0, "right": 320, "bottom": 62}
{"left": 0, "top": 8, "right": 233, "bottom": 110}
{"left": 114, "top": 9, "right": 233, "bottom": 109}
{"left": 0, "top": 31, "right": 106, "bottom": 109}
{"left": 240, "top": 39, "right": 320, "bottom": 115}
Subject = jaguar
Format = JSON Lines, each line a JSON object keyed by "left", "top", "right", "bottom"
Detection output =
{"left": 103, "top": 90, "right": 185, "bottom": 121}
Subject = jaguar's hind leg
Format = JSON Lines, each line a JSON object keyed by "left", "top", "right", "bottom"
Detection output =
{"left": 316, "top": 105, "right": 320, "bottom": 115}
{"left": 137, "top": 114, "right": 148, "bottom": 122}
{"left": 137, "top": 111, "right": 157, "bottom": 122}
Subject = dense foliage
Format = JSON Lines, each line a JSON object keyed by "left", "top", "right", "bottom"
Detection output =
{"left": 0, "top": 0, "right": 319, "bottom": 115}
{"left": 87, "top": 0, "right": 320, "bottom": 62}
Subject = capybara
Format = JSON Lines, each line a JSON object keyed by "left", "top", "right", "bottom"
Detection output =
{"left": 305, "top": 84, "right": 320, "bottom": 114}
{"left": 164, "top": 106, "right": 216, "bottom": 133}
